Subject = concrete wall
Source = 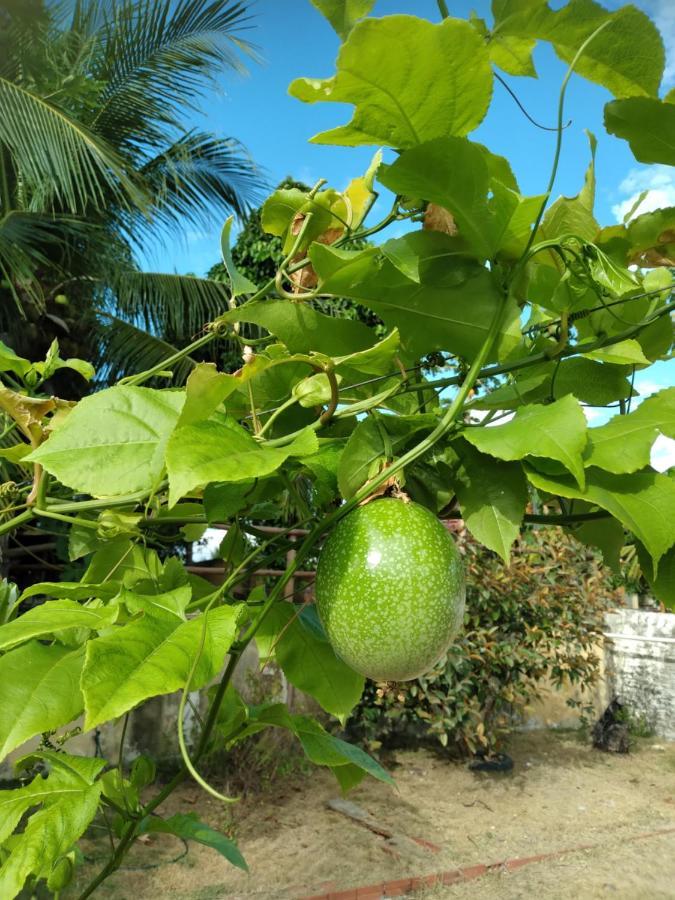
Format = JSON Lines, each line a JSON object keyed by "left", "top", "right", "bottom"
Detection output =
{"left": 604, "top": 609, "right": 675, "bottom": 741}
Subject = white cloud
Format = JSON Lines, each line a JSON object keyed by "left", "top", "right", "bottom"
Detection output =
{"left": 583, "top": 407, "right": 606, "bottom": 423}
{"left": 651, "top": 434, "right": 675, "bottom": 472}
{"left": 612, "top": 165, "right": 675, "bottom": 223}
{"left": 192, "top": 527, "right": 226, "bottom": 562}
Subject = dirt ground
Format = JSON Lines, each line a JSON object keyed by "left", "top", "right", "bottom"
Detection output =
{"left": 71, "top": 730, "right": 675, "bottom": 900}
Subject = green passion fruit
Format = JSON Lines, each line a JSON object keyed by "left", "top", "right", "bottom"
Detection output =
{"left": 315, "top": 498, "right": 465, "bottom": 682}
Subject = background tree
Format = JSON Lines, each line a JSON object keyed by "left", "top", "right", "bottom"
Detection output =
{"left": 0, "top": 0, "right": 262, "bottom": 392}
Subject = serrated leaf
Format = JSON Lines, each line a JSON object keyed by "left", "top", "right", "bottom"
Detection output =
{"left": 489, "top": 32, "right": 536, "bottom": 77}
{"left": 0, "top": 644, "right": 85, "bottom": 761}
{"left": 0, "top": 600, "right": 116, "bottom": 651}
{"left": 599, "top": 208, "right": 675, "bottom": 268}
{"left": 310, "top": 242, "right": 519, "bottom": 363}
{"left": 255, "top": 604, "right": 364, "bottom": 720}
{"left": 494, "top": 0, "right": 664, "bottom": 99}
{"left": 552, "top": 358, "right": 633, "bottom": 407}
{"left": 525, "top": 465, "right": 675, "bottom": 569}
{"left": 220, "top": 298, "right": 373, "bottom": 356}
{"left": 82, "top": 539, "right": 160, "bottom": 587}
{"left": 310, "top": 0, "right": 374, "bottom": 39}
{"left": 178, "top": 360, "right": 266, "bottom": 428}
{"left": 584, "top": 339, "right": 651, "bottom": 366}
{"left": 139, "top": 813, "right": 248, "bottom": 871}
{"left": 260, "top": 187, "right": 347, "bottom": 254}
{"left": 605, "top": 97, "right": 675, "bottom": 166}
{"left": 584, "top": 387, "right": 675, "bottom": 474}
{"left": 452, "top": 441, "right": 527, "bottom": 562}
{"left": 27, "top": 386, "right": 185, "bottom": 497}
{"left": 0, "top": 752, "right": 104, "bottom": 898}
{"left": 19, "top": 580, "right": 119, "bottom": 602}
{"left": 166, "top": 419, "right": 318, "bottom": 506}
{"left": 379, "top": 138, "right": 542, "bottom": 260}
{"left": 82, "top": 605, "right": 241, "bottom": 729}
{"left": 289, "top": 16, "right": 492, "bottom": 147}
{"left": 464, "top": 395, "right": 588, "bottom": 488}
{"left": 334, "top": 328, "right": 400, "bottom": 376}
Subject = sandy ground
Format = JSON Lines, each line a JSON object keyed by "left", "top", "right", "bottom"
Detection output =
{"left": 70, "top": 730, "right": 675, "bottom": 900}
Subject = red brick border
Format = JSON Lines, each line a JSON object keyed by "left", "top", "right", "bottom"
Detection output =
{"left": 300, "top": 826, "right": 675, "bottom": 900}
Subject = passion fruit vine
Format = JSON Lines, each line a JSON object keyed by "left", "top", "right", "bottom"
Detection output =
{"left": 315, "top": 498, "right": 465, "bottom": 682}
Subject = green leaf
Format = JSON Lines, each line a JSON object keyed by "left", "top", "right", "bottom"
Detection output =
{"left": 333, "top": 328, "right": 401, "bottom": 376}
{"left": 0, "top": 644, "right": 85, "bottom": 761}
{"left": 19, "top": 581, "right": 119, "bottom": 602}
{"left": 220, "top": 216, "right": 257, "bottom": 297}
{"left": 605, "top": 98, "right": 675, "bottom": 166}
{"left": 293, "top": 715, "right": 393, "bottom": 784}
{"left": 82, "top": 539, "right": 160, "bottom": 587}
{"left": 552, "top": 358, "right": 633, "bottom": 407}
{"left": 292, "top": 372, "right": 337, "bottom": 408}
{"left": 121, "top": 582, "right": 191, "bottom": 619}
{"left": 0, "top": 752, "right": 104, "bottom": 898}
{"left": 464, "top": 395, "right": 588, "bottom": 488}
{"left": 539, "top": 132, "right": 599, "bottom": 245}
{"left": 489, "top": 33, "right": 536, "bottom": 77}
{"left": 235, "top": 704, "right": 392, "bottom": 789}
{"left": 289, "top": 15, "right": 492, "bottom": 147}
{"left": 584, "top": 387, "right": 675, "bottom": 474}
{"left": 572, "top": 514, "right": 625, "bottom": 572}
{"left": 583, "top": 339, "right": 651, "bottom": 366}
{"left": 471, "top": 371, "right": 551, "bottom": 410}
{"left": 599, "top": 210, "right": 675, "bottom": 268}
{"left": 0, "top": 341, "right": 31, "bottom": 378}
{"left": 310, "top": 242, "right": 519, "bottom": 363}
{"left": 139, "top": 813, "right": 248, "bottom": 871}
{"left": 494, "top": 0, "right": 664, "bottom": 99}
{"left": 260, "top": 186, "right": 347, "bottom": 254}
{"left": 166, "top": 419, "right": 318, "bottom": 506}
{"left": 452, "top": 441, "right": 527, "bottom": 563}
{"left": 637, "top": 543, "right": 675, "bottom": 610}
{"left": 27, "top": 386, "right": 185, "bottom": 497}
{"left": 256, "top": 603, "right": 364, "bottom": 720}
{"left": 337, "top": 413, "right": 435, "bottom": 499}
{"left": 177, "top": 360, "right": 264, "bottom": 428}
{"left": 525, "top": 466, "right": 675, "bottom": 569}
{"left": 82, "top": 605, "right": 241, "bottom": 729}
{"left": 379, "top": 138, "right": 541, "bottom": 260}
{"left": 310, "top": 0, "right": 374, "bottom": 39}
{"left": 220, "top": 298, "right": 373, "bottom": 356}
{"left": 0, "top": 600, "right": 117, "bottom": 651}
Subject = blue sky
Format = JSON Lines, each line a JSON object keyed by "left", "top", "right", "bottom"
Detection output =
{"left": 146, "top": 0, "right": 674, "bottom": 466}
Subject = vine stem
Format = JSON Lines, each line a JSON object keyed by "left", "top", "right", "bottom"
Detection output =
{"left": 523, "top": 18, "right": 612, "bottom": 258}
{"left": 119, "top": 332, "right": 215, "bottom": 388}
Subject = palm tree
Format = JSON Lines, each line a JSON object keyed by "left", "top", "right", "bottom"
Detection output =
{"left": 0, "top": 0, "right": 263, "bottom": 390}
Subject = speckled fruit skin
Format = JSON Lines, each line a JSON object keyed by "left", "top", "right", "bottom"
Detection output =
{"left": 315, "top": 498, "right": 465, "bottom": 682}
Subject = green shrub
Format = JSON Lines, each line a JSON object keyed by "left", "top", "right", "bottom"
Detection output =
{"left": 346, "top": 528, "right": 620, "bottom": 757}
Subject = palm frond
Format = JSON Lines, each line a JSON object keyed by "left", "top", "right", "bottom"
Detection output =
{"left": 0, "top": 211, "right": 93, "bottom": 320}
{"left": 94, "top": 312, "right": 196, "bottom": 384}
{"left": 110, "top": 270, "right": 231, "bottom": 337}
{"left": 130, "top": 131, "right": 263, "bottom": 238}
{"left": 91, "top": 0, "right": 255, "bottom": 146}
{"left": 0, "top": 76, "right": 147, "bottom": 214}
